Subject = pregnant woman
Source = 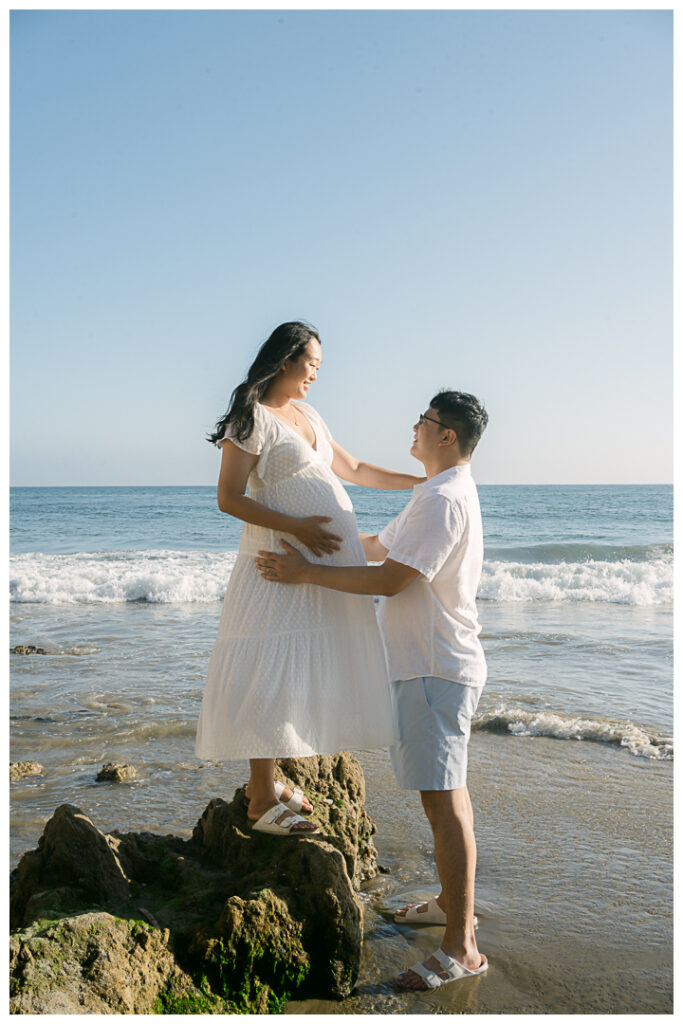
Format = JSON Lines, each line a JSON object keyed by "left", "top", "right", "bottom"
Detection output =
{"left": 196, "top": 321, "right": 422, "bottom": 835}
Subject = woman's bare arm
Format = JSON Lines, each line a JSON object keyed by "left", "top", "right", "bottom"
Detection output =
{"left": 331, "top": 440, "right": 425, "bottom": 490}
{"left": 216, "top": 441, "right": 342, "bottom": 557}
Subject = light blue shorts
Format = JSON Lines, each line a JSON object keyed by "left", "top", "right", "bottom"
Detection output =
{"left": 389, "top": 676, "right": 483, "bottom": 791}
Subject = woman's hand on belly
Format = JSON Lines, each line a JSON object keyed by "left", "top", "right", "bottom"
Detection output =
{"left": 291, "top": 516, "right": 343, "bottom": 557}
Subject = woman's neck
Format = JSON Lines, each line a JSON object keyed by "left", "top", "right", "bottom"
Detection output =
{"left": 261, "top": 383, "right": 293, "bottom": 409}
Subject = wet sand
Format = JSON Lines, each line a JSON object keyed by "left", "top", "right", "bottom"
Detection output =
{"left": 288, "top": 732, "right": 672, "bottom": 1014}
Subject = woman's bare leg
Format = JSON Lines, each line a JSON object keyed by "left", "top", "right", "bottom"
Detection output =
{"left": 246, "top": 758, "right": 278, "bottom": 820}
{"left": 245, "top": 759, "right": 313, "bottom": 813}
{"left": 246, "top": 758, "right": 317, "bottom": 832}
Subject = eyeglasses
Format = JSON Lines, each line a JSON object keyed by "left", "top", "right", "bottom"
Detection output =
{"left": 418, "top": 413, "right": 453, "bottom": 430}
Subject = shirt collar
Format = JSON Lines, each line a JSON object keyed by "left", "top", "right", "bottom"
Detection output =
{"left": 414, "top": 463, "right": 471, "bottom": 495}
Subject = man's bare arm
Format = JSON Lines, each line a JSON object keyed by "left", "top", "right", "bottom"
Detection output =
{"left": 255, "top": 540, "right": 420, "bottom": 597}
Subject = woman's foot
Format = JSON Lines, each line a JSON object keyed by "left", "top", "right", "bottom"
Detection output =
{"left": 245, "top": 781, "right": 313, "bottom": 814}
{"left": 247, "top": 800, "right": 319, "bottom": 834}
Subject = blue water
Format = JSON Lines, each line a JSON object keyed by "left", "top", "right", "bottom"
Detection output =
{"left": 10, "top": 483, "right": 673, "bottom": 557}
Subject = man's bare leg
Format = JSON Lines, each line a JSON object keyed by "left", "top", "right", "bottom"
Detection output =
{"left": 397, "top": 787, "right": 483, "bottom": 989}
{"left": 394, "top": 787, "right": 474, "bottom": 918}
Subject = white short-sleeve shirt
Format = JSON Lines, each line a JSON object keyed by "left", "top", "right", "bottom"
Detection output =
{"left": 377, "top": 464, "right": 487, "bottom": 687}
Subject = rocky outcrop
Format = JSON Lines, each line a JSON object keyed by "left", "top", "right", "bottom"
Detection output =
{"left": 10, "top": 753, "right": 375, "bottom": 1013}
{"left": 9, "top": 913, "right": 211, "bottom": 1014}
{"left": 96, "top": 763, "right": 137, "bottom": 783}
{"left": 190, "top": 797, "right": 362, "bottom": 1000}
{"left": 11, "top": 805, "right": 131, "bottom": 930}
{"left": 276, "top": 753, "right": 378, "bottom": 885}
{"left": 10, "top": 762, "right": 43, "bottom": 782}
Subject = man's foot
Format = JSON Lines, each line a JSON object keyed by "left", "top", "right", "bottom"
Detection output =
{"left": 394, "top": 897, "right": 445, "bottom": 922}
{"left": 397, "top": 948, "right": 487, "bottom": 989}
{"left": 394, "top": 897, "right": 478, "bottom": 929}
{"left": 247, "top": 800, "right": 319, "bottom": 834}
{"left": 245, "top": 782, "right": 313, "bottom": 814}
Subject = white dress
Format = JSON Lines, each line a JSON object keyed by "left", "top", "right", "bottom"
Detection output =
{"left": 195, "top": 401, "right": 394, "bottom": 760}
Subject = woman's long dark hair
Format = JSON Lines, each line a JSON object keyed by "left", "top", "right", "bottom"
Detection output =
{"left": 208, "top": 321, "right": 320, "bottom": 445}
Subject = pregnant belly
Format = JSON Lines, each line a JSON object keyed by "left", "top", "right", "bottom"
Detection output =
{"left": 240, "top": 476, "right": 362, "bottom": 564}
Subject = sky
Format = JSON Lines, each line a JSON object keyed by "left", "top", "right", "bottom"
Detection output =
{"left": 9, "top": 7, "right": 673, "bottom": 486}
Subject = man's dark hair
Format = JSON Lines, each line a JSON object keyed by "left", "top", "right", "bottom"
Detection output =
{"left": 430, "top": 390, "right": 489, "bottom": 457}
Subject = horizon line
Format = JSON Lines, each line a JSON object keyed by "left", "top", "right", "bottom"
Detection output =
{"left": 8, "top": 481, "right": 673, "bottom": 489}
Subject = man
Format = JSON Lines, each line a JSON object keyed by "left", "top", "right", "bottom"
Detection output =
{"left": 255, "top": 390, "right": 489, "bottom": 990}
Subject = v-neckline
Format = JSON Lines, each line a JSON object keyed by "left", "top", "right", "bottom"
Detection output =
{"left": 259, "top": 402, "right": 318, "bottom": 453}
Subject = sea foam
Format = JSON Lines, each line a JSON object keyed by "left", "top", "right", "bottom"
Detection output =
{"left": 9, "top": 550, "right": 238, "bottom": 605}
{"left": 475, "top": 705, "right": 673, "bottom": 760}
{"left": 479, "top": 555, "right": 672, "bottom": 605}
{"left": 9, "top": 549, "right": 672, "bottom": 606}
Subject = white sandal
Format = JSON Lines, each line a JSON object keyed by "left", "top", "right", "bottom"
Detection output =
{"left": 274, "top": 780, "right": 312, "bottom": 814}
{"left": 250, "top": 801, "right": 320, "bottom": 836}
{"left": 245, "top": 780, "right": 313, "bottom": 814}
{"left": 394, "top": 897, "right": 478, "bottom": 929}
{"left": 398, "top": 947, "right": 488, "bottom": 989}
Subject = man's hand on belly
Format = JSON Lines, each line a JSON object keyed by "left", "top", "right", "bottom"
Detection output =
{"left": 256, "top": 541, "right": 311, "bottom": 583}
{"left": 255, "top": 544, "right": 421, "bottom": 596}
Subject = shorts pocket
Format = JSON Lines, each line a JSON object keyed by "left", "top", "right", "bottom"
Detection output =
{"left": 420, "top": 676, "right": 434, "bottom": 708}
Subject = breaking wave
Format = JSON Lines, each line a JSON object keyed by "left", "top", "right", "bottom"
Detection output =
{"left": 479, "top": 554, "right": 672, "bottom": 605}
{"left": 9, "top": 550, "right": 237, "bottom": 604}
{"left": 474, "top": 705, "right": 673, "bottom": 760}
{"left": 10, "top": 548, "right": 672, "bottom": 606}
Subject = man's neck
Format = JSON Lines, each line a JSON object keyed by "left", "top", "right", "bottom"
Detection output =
{"left": 421, "top": 453, "right": 470, "bottom": 479}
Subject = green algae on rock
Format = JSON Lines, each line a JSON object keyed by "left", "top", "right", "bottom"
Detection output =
{"left": 9, "top": 912, "right": 207, "bottom": 1015}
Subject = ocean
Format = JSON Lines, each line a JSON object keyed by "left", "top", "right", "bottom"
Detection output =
{"left": 9, "top": 483, "right": 673, "bottom": 1013}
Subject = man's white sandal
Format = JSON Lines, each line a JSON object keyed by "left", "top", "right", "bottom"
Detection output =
{"left": 250, "top": 801, "right": 319, "bottom": 836}
{"left": 398, "top": 948, "right": 488, "bottom": 989}
{"left": 394, "top": 897, "right": 478, "bottom": 929}
{"left": 274, "top": 780, "right": 311, "bottom": 814}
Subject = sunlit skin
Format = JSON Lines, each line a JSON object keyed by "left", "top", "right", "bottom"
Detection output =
{"left": 254, "top": 404, "right": 485, "bottom": 984}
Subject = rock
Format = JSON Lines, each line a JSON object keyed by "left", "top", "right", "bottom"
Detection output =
{"left": 275, "top": 752, "right": 378, "bottom": 885}
{"left": 96, "top": 762, "right": 137, "bottom": 783}
{"left": 10, "top": 645, "right": 48, "bottom": 655}
{"left": 9, "top": 753, "right": 376, "bottom": 1011}
{"left": 188, "top": 889, "right": 312, "bottom": 1012}
{"left": 9, "top": 912, "right": 210, "bottom": 1014}
{"left": 10, "top": 761, "right": 43, "bottom": 782}
{"left": 191, "top": 796, "right": 362, "bottom": 999}
{"left": 10, "top": 805, "right": 131, "bottom": 929}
